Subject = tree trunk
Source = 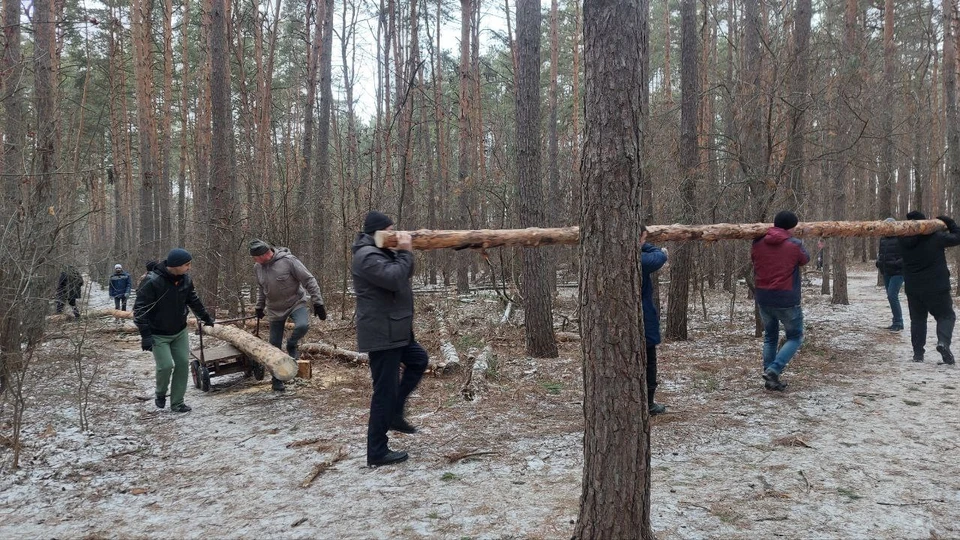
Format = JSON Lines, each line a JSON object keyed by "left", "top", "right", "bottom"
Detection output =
{"left": 516, "top": 0, "right": 558, "bottom": 358}
{"left": 316, "top": 0, "right": 335, "bottom": 276}
{"left": 878, "top": 0, "right": 895, "bottom": 218}
{"left": 132, "top": 0, "right": 159, "bottom": 262}
{"left": 574, "top": 0, "right": 652, "bottom": 535}
{"left": 944, "top": 0, "right": 960, "bottom": 211}
{"left": 209, "top": 0, "right": 236, "bottom": 312}
{"left": 666, "top": 0, "right": 700, "bottom": 341}
{"left": 783, "top": 0, "right": 811, "bottom": 214}
{"left": 457, "top": 0, "right": 475, "bottom": 293}
{"left": 177, "top": 0, "right": 191, "bottom": 247}
{"left": 158, "top": 0, "right": 174, "bottom": 246}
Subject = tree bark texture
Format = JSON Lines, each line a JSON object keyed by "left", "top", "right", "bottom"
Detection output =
{"left": 132, "top": 0, "right": 159, "bottom": 261}
{"left": 574, "top": 0, "right": 652, "bottom": 536}
{"left": 375, "top": 220, "right": 948, "bottom": 251}
{"left": 944, "top": 0, "right": 960, "bottom": 210}
{"left": 201, "top": 324, "right": 297, "bottom": 381}
{"left": 515, "top": 0, "right": 558, "bottom": 358}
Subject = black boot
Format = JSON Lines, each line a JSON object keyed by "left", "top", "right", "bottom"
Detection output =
{"left": 155, "top": 393, "right": 166, "bottom": 409}
{"left": 647, "top": 387, "right": 666, "bottom": 415}
{"left": 271, "top": 377, "right": 286, "bottom": 392}
{"left": 367, "top": 450, "right": 409, "bottom": 467}
{"left": 391, "top": 416, "right": 417, "bottom": 434}
{"left": 937, "top": 343, "right": 955, "bottom": 365}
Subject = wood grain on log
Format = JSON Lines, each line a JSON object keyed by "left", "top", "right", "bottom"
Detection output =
{"left": 375, "top": 219, "right": 948, "bottom": 250}
{"left": 201, "top": 324, "right": 298, "bottom": 381}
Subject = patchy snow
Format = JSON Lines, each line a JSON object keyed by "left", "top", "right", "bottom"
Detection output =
{"left": 1, "top": 264, "right": 959, "bottom": 538}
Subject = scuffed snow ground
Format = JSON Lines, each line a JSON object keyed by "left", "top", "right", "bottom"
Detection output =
{"left": 1, "top": 264, "right": 959, "bottom": 539}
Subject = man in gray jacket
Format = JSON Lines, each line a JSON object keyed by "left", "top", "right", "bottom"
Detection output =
{"left": 250, "top": 239, "right": 327, "bottom": 391}
{"left": 352, "top": 211, "right": 428, "bottom": 467}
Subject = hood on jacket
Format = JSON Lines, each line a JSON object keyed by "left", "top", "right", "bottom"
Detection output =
{"left": 763, "top": 227, "right": 793, "bottom": 245}
{"left": 352, "top": 232, "right": 376, "bottom": 253}
{"left": 264, "top": 246, "right": 295, "bottom": 263}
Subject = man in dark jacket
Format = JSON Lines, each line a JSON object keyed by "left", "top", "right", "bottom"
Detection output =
{"left": 751, "top": 211, "right": 810, "bottom": 391}
{"left": 250, "top": 239, "right": 327, "bottom": 392}
{"left": 640, "top": 225, "right": 668, "bottom": 415}
{"left": 898, "top": 211, "right": 960, "bottom": 364}
{"left": 109, "top": 264, "right": 133, "bottom": 311}
{"left": 876, "top": 218, "right": 904, "bottom": 331}
{"left": 352, "top": 211, "right": 428, "bottom": 467}
{"left": 55, "top": 266, "right": 84, "bottom": 319}
{"left": 134, "top": 248, "right": 215, "bottom": 413}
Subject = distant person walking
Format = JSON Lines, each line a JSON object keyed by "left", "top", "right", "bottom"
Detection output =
{"left": 898, "top": 211, "right": 960, "bottom": 364}
{"left": 249, "top": 239, "right": 327, "bottom": 392}
{"left": 109, "top": 264, "right": 133, "bottom": 311}
{"left": 876, "top": 218, "right": 904, "bottom": 331}
{"left": 751, "top": 211, "right": 810, "bottom": 391}
{"left": 352, "top": 211, "right": 428, "bottom": 467}
{"left": 55, "top": 265, "right": 84, "bottom": 319}
{"left": 134, "top": 249, "right": 215, "bottom": 413}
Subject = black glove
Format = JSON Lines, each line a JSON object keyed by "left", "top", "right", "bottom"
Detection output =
{"left": 255, "top": 307, "right": 265, "bottom": 319}
{"left": 203, "top": 316, "right": 215, "bottom": 327}
{"left": 937, "top": 215, "right": 956, "bottom": 227}
{"left": 141, "top": 335, "right": 154, "bottom": 352}
{"left": 314, "top": 304, "right": 327, "bottom": 320}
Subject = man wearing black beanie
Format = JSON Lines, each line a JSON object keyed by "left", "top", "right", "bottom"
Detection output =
{"left": 134, "top": 248, "right": 215, "bottom": 413}
{"left": 898, "top": 211, "right": 960, "bottom": 364}
{"left": 352, "top": 211, "right": 427, "bottom": 467}
{"left": 751, "top": 210, "right": 809, "bottom": 391}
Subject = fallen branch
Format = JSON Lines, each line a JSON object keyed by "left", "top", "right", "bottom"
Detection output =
{"left": 375, "top": 219, "right": 949, "bottom": 250}
{"left": 461, "top": 346, "right": 493, "bottom": 402}
{"left": 444, "top": 449, "right": 500, "bottom": 464}
{"left": 555, "top": 331, "right": 581, "bottom": 342}
{"left": 433, "top": 306, "right": 461, "bottom": 373}
{"left": 286, "top": 437, "right": 322, "bottom": 449}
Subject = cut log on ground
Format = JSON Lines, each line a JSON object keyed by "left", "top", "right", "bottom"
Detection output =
{"left": 374, "top": 219, "right": 948, "bottom": 250}
{"left": 300, "top": 342, "right": 370, "bottom": 364}
{"left": 433, "top": 307, "right": 461, "bottom": 373}
{"left": 201, "top": 324, "right": 298, "bottom": 381}
{"left": 555, "top": 331, "right": 582, "bottom": 342}
{"left": 461, "top": 346, "right": 493, "bottom": 402}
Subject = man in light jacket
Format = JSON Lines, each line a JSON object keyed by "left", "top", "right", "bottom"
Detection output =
{"left": 352, "top": 211, "right": 428, "bottom": 467}
{"left": 250, "top": 239, "right": 327, "bottom": 392}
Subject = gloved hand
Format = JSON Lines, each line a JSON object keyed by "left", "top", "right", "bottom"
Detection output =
{"left": 937, "top": 215, "right": 956, "bottom": 227}
{"left": 314, "top": 304, "right": 327, "bottom": 320}
{"left": 255, "top": 307, "right": 265, "bottom": 319}
{"left": 203, "top": 316, "right": 215, "bottom": 327}
{"left": 141, "top": 335, "right": 154, "bottom": 352}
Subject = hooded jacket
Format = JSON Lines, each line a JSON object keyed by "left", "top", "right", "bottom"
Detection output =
{"left": 133, "top": 263, "right": 213, "bottom": 338}
{"left": 898, "top": 219, "right": 960, "bottom": 295}
{"left": 57, "top": 267, "right": 84, "bottom": 301}
{"left": 351, "top": 232, "right": 415, "bottom": 353}
{"left": 109, "top": 270, "right": 133, "bottom": 298}
{"left": 876, "top": 237, "right": 903, "bottom": 277}
{"left": 641, "top": 243, "right": 668, "bottom": 346}
{"left": 254, "top": 247, "right": 325, "bottom": 321}
{"left": 751, "top": 227, "right": 810, "bottom": 308}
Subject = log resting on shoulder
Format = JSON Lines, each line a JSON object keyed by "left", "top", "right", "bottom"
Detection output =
{"left": 374, "top": 219, "right": 948, "bottom": 250}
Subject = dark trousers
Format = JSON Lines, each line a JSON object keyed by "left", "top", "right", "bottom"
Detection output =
{"left": 113, "top": 295, "right": 127, "bottom": 311}
{"left": 907, "top": 290, "right": 956, "bottom": 355}
{"left": 56, "top": 298, "right": 80, "bottom": 318}
{"left": 646, "top": 344, "right": 658, "bottom": 404}
{"left": 367, "top": 341, "right": 429, "bottom": 459}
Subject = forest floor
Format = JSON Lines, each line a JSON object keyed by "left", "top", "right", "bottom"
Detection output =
{"left": 1, "top": 263, "right": 959, "bottom": 539}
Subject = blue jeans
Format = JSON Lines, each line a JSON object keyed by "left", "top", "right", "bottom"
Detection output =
{"left": 759, "top": 305, "right": 804, "bottom": 375}
{"left": 883, "top": 274, "right": 904, "bottom": 327}
{"left": 268, "top": 305, "right": 310, "bottom": 359}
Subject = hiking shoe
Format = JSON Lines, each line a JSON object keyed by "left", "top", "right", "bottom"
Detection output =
{"left": 271, "top": 377, "right": 286, "bottom": 392}
{"left": 762, "top": 369, "right": 787, "bottom": 391}
{"left": 170, "top": 403, "right": 192, "bottom": 413}
{"left": 912, "top": 353, "right": 924, "bottom": 363}
{"left": 367, "top": 450, "right": 409, "bottom": 467}
{"left": 390, "top": 417, "right": 417, "bottom": 434}
{"left": 886, "top": 325, "right": 903, "bottom": 331}
{"left": 649, "top": 402, "right": 667, "bottom": 415}
{"left": 937, "top": 343, "right": 955, "bottom": 365}
{"left": 155, "top": 394, "right": 166, "bottom": 409}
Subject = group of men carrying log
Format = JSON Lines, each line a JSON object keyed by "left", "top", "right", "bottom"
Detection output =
{"left": 132, "top": 210, "right": 425, "bottom": 467}
{"left": 128, "top": 206, "right": 960, "bottom": 467}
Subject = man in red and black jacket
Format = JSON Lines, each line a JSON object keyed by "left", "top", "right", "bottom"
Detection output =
{"left": 751, "top": 211, "right": 810, "bottom": 391}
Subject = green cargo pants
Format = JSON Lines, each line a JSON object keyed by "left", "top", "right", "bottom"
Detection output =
{"left": 153, "top": 328, "right": 190, "bottom": 408}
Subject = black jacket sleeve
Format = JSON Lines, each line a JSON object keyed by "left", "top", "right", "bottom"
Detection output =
{"left": 185, "top": 280, "right": 214, "bottom": 324}
{"left": 132, "top": 278, "right": 156, "bottom": 338}
{"left": 936, "top": 216, "right": 960, "bottom": 248}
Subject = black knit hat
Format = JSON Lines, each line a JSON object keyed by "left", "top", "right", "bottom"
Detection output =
{"left": 773, "top": 210, "right": 799, "bottom": 230}
{"left": 249, "top": 239, "right": 271, "bottom": 256}
{"left": 165, "top": 248, "right": 193, "bottom": 268}
{"left": 362, "top": 211, "right": 394, "bottom": 234}
{"left": 906, "top": 210, "right": 926, "bottom": 220}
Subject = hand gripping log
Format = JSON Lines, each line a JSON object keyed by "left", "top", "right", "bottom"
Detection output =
{"left": 374, "top": 220, "right": 948, "bottom": 251}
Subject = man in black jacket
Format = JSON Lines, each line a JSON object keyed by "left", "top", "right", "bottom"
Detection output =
{"left": 877, "top": 218, "right": 905, "bottom": 331}
{"left": 898, "top": 212, "right": 960, "bottom": 364}
{"left": 55, "top": 266, "right": 84, "bottom": 319}
{"left": 134, "top": 248, "right": 215, "bottom": 412}
{"left": 352, "top": 211, "right": 428, "bottom": 467}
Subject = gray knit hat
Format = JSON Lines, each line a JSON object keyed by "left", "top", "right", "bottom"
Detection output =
{"left": 249, "top": 239, "right": 271, "bottom": 256}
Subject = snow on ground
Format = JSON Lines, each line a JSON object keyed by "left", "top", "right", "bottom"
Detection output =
{"left": 1, "top": 264, "right": 959, "bottom": 538}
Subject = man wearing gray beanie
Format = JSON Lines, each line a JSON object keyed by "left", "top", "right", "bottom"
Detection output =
{"left": 250, "top": 239, "right": 327, "bottom": 392}
{"left": 134, "top": 248, "right": 215, "bottom": 413}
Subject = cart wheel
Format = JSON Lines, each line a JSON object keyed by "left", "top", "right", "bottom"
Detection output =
{"left": 199, "top": 365, "right": 211, "bottom": 392}
{"left": 191, "top": 360, "right": 202, "bottom": 389}
{"left": 252, "top": 361, "right": 265, "bottom": 381}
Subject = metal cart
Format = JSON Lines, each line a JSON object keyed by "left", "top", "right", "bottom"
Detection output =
{"left": 190, "top": 316, "right": 265, "bottom": 392}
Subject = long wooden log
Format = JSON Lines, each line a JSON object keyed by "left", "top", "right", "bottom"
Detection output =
{"left": 374, "top": 219, "right": 949, "bottom": 250}
{"left": 201, "top": 324, "right": 298, "bottom": 381}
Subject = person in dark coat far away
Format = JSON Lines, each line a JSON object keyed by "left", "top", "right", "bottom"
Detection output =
{"left": 109, "top": 264, "right": 133, "bottom": 311}
{"left": 751, "top": 211, "right": 810, "bottom": 391}
{"left": 876, "top": 218, "right": 904, "bottom": 331}
{"left": 640, "top": 224, "right": 669, "bottom": 415}
{"left": 352, "top": 211, "right": 428, "bottom": 467}
{"left": 898, "top": 211, "right": 960, "bottom": 364}
{"left": 56, "top": 265, "right": 84, "bottom": 319}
